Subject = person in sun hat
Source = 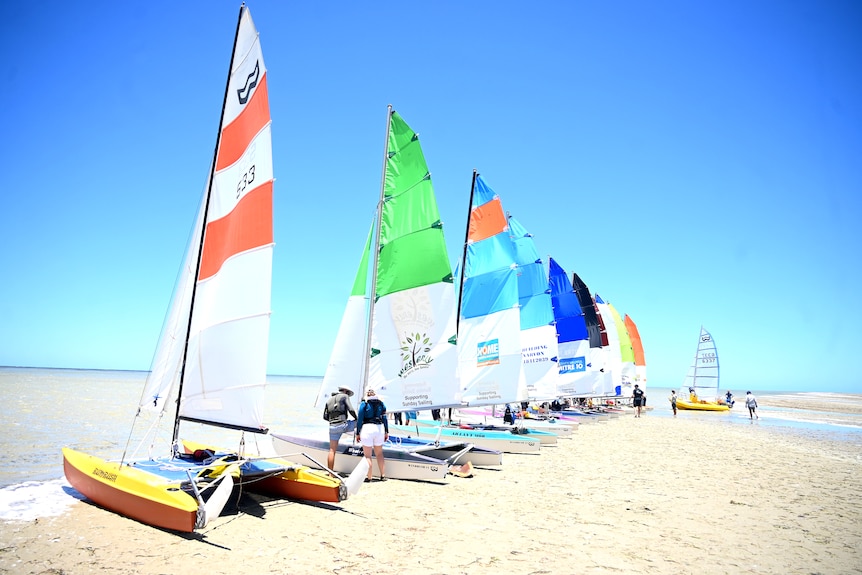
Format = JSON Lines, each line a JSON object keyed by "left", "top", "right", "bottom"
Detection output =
{"left": 356, "top": 388, "right": 389, "bottom": 482}
{"left": 323, "top": 385, "right": 357, "bottom": 469}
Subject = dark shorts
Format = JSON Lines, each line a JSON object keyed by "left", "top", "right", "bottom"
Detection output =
{"left": 329, "top": 420, "right": 356, "bottom": 441}
{"left": 633, "top": 397, "right": 643, "bottom": 407}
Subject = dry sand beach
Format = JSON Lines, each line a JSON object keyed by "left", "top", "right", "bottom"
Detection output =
{"left": 2, "top": 396, "right": 861, "bottom": 575}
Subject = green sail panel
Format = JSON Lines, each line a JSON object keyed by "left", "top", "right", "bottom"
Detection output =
{"left": 350, "top": 224, "right": 372, "bottom": 297}
{"left": 366, "top": 110, "right": 459, "bottom": 412}
{"left": 376, "top": 112, "right": 454, "bottom": 298}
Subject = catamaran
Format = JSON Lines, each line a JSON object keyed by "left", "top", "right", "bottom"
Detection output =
{"left": 274, "top": 107, "right": 491, "bottom": 479}
{"left": 62, "top": 7, "right": 360, "bottom": 533}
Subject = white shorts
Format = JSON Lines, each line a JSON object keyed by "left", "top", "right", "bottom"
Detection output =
{"left": 359, "top": 423, "right": 386, "bottom": 447}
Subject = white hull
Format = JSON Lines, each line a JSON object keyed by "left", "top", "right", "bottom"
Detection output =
{"left": 272, "top": 434, "right": 450, "bottom": 482}
{"left": 391, "top": 424, "right": 541, "bottom": 454}
{"left": 454, "top": 410, "right": 577, "bottom": 435}
{"left": 387, "top": 436, "right": 504, "bottom": 467}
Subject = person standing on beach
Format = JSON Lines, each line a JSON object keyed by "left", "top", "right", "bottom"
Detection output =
{"left": 357, "top": 388, "right": 389, "bottom": 482}
{"left": 323, "top": 386, "right": 357, "bottom": 470}
{"left": 745, "top": 391, "right": 759, "bottom": 420}
{"left": 669, "top": 390, "right": 678, "bottom": 416}
{"left": 632, "top": 384, "right": 645, "bottom": 417}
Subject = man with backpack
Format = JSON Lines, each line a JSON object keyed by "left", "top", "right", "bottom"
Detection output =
{"left": 323, "top": 386, "right": 357, "bottom": 470}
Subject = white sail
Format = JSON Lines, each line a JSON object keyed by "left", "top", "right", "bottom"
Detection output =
{"left": 608, "top": 301, "right": 636, "bottom": 395}
{"left": 595, "top": 294, "right": 623, "bottom": 396}
{"left": 682, "top": 326, "right": 720, "bottom": 400}
{"left": 140, "top": 188, "right": 206, "bottom": 414}
{"left": 177, "top": 8, "right": 273, "bottom": 432}
{"left": 368, "top": 281, "right": 460, "bottom": 410}
{"left": 315, "top": 227, "right": 373, "bottom": 407}
{"left": 508, "top": 216, "right": 559, "bottom": 401}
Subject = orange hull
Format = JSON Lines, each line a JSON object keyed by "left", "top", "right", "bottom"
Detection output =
{"left": 62, "top": 449, "right": 198, "bottom": 533}
{"left": 180, "top": 440, "right": 346, "bottom": 503}
{"left": 250, "top": 470, "right": 345, "bottom": 503}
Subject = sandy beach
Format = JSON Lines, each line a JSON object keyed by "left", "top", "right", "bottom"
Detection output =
{"left": 2, "top": 403, "right": 860, "bottom": 575}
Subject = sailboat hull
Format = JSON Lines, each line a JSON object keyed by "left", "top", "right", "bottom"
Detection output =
{"left": 271, "top": 434, "right": 451, "bottom": 481}
{"left": 391, "top": 423, "right": 541, "bottom": 453}
{"left": 246, "top": 464, "right": 346, "bottom": 502}
{"left": 456, "top": 409, "right": 576, "bottom": 436}
{"left": 62, "top": 448, "right": 199, "bottom": 533}
{"left": 180, "top": 439, "right": 347, "bottom": 502}
{"left": 386, "top": 435, "right": 504, "bottom": 467}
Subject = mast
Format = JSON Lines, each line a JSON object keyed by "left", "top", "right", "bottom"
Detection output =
{"left": 360, "top": 105, "right": 394, "bottom": 396}
{"left": 171, "top": 5, "right": 246, "bottom": 448}
{"left": 455, "top": 169, "right": 478, "bottom": 336}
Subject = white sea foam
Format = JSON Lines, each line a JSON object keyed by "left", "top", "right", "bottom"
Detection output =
{"left": 0, "top": 478, "right": 83, "bottom": 522}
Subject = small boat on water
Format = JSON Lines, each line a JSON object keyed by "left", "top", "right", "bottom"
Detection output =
{"left": 676, "top": 327, "right": 730, "bottom": 412}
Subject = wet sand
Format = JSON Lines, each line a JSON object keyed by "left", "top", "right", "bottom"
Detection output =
{"left": 2, "top": 407, "right": 860, "bottom": 574}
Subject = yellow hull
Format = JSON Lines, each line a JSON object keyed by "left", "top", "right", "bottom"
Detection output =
{"left": 62, "top": 447, "right": 200, "bottom": 532}
{"left": 181, "top": 440, "right": 346, "bottom": 503}
{"left": 676, "top": 399, "right": 730, "bottom": 412}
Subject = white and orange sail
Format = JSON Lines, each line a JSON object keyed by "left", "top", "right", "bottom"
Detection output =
{"left": 624, "top": 314, "right": 647, "bottom": 393}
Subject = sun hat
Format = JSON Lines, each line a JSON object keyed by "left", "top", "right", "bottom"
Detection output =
{"left": 338, "top": 386, "right": 354, "bottom": 397}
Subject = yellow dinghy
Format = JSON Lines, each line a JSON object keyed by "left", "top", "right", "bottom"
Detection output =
{"left": 63, "top": 447, "right": 239, "bottom": 533}
{"left": 677, "top": 327, "right": 731, "bottom": 413}
{"left": 676, "top": 397, "right": 730, "bottom": 411}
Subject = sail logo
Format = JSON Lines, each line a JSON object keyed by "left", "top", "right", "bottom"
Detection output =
{"left": 237, "top": 60, "right": 260, "bottom": 105}
{"left": 398, "top": 332, "right": 434, "bottom": 378}
{"left": 477, "top": 339, "right": 500, "bottom": 367}
{"left": 559, "top": 356, "right": 586, "bottom": 373}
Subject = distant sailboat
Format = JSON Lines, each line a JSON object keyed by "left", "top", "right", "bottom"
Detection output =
{"left": 62, "top": 7, "right": 352, "bottom": 533}
{"left": 676, "top": 326, "right": 729, "bottom": 411}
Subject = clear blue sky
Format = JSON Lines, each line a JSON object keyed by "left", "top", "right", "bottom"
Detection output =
{"left": 1, "top": 1, "right": 860, "bottom": 393}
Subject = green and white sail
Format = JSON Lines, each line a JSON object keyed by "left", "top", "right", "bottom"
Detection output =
{"left": 319, "top": 109, "right": 459, "bottom": 412}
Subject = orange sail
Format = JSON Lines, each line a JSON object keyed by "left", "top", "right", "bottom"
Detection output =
{"left": 624, "top": 314, "right": 647, "bottom": 390}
